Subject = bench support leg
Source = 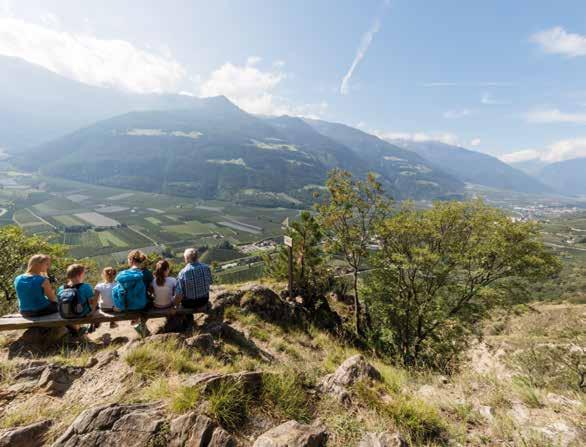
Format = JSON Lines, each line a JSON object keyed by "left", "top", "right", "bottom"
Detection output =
{"left": 135, "top": 316, "right": 151, "bottom": 338}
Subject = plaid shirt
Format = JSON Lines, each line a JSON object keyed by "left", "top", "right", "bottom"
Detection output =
{"left": 176, "top": 262, "right": 212, "bottom": 300}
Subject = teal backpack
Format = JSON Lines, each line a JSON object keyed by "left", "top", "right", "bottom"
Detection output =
{"left": 112, "top": 269, "right": 147, "bottom": 311}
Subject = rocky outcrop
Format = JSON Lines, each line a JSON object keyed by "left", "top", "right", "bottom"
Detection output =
{"left": 358, "top": 432, "right": 408, "bottom": 447}
{"left": 208, "top": 427, "right": 236, "bottom": 447}
{"left": 253, "top": 421, "right": 327, "bottom": 447}
{"left": 239, "top": 286, "right": 293, "bottom": 321}
{"left": 52, "top": 403, "right": 167, "bottom": 447}
{"left": 0, "top": 419, "right": 52, "bottom": 447}
{"left": 38, "top": 365, "right": 84, "bottom": 396}
{"left": 168, "top": 412, "right": 236, "bottom": 447}
{"left": 186, "top": 333, "right": 216, "bottom": 354}
{"left": 320, "top": 355, "right": 382, "bottom": 403}
{"left": 184, "top": 371, "right": 263, "bottom": 395}
{"left": 9, "top": 364, "right": 83, "bottom": 396}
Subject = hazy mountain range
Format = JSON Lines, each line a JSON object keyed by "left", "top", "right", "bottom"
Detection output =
{"left": 3, "top": 54, "right": 583, "bottom": 204}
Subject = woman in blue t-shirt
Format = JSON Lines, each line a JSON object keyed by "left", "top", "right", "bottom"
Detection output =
{"left": 14, "top": 254, "right": 58, "bottom": 317}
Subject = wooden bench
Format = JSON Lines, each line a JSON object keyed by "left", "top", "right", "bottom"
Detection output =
{"left": 0, "top": 306, "right": 208, "bottom": 331}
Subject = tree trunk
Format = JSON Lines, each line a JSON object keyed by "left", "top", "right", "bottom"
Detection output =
{"left": 353, "top": 270, "right": 362, "bottom": 336}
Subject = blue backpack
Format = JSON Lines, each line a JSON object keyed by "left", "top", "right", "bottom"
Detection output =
{"left": 112, "top": 269, "right": 147, "bottom": 311}
{"left": 58, "top": 284, "right": 92, "bottom": 319}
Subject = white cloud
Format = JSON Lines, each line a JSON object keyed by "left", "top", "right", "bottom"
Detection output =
{"left": 545, "top": 138, "right": 586, "bottom": 162}
{"left": 0, "top": 16, "right": 186, "bottom": 93}
{"left": 530, "top": 26, "right": 586, "bottom": 58}
{"left": 372, "top": 130, "right": 461, "bottom": 146}
{"left": 525, "top": 107, "right": 586, "bottom": 124}
{"left": 340, "top": 18, "right": 380, "bottom": 95}
{"left": 469, "top": 138, "right": 481, "bottom": 147}
{"left": 422, "top": 81, "right": 513, "bottom": 87}
{"left": 481, "top": 92, "right": 510, "bottom": 105}
{"left": 443, "top": 109, "right": 470, "bottom": 119}
{"left": 340, "top": 1, "right": 390, "bottom": 95}
{"left": 501, "top": 139, "right": 586, "bottom": 163}
{"left": 199, "top": 58, "right": 327, "bottom": 118}
{"left": 500, "top": 149, "right": 541, "bottom": 163}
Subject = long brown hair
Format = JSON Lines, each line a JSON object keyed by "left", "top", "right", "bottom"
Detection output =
{"left": 26, "top": 254, "right": 50, "bottom": 274}
{"left": 154, "top": 259, "right": 169, "bottom": 286}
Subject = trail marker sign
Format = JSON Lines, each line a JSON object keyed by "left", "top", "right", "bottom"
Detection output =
{"left": 284, "top": 236, "right": 293, "bottom": 247}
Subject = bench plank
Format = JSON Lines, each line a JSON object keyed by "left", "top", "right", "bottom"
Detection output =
{"left": 0, "top": 306, "right": 207, "bottom": 331}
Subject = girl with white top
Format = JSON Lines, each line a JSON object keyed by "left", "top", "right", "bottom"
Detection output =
{"left": 152, "top": 259, "right": 177, "bottom": 309}
{"left": 93, "top": 267, "right": 118, "bottom": 329}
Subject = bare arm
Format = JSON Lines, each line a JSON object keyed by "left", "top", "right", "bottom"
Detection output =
{"left": 42, "top": 279, "right": 56, "bottom": 302}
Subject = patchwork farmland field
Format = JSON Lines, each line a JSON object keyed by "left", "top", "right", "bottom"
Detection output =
{"left": 3, "top": 173, "right": 299, "bottom": 277}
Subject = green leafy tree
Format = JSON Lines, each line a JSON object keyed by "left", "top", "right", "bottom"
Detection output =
{"left": 317, "top": 169, "right": 392, "bottom": 335}
{"left": 0, "top": 226, "right": 72, "bottom": 313}
{"left": 264, "top": 211, "right": 332, "bottom": 302}
{"left": 364, "top": 200, "right": 561, "bottom": 369}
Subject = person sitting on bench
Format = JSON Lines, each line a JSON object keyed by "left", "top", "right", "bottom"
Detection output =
{"left": 14, "top": 254, "right": 58, "bottom": 317}
{"left": 174, "top": 248, "right": 212, "bottom": 309}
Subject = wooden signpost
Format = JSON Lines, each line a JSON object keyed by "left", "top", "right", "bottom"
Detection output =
{"left": 284, "top": 235, "right": 293, "bottom": 299}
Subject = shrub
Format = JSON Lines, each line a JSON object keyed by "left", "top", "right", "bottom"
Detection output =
{"left": 262, "top": 372, "right": 311, "bottom": 422}
{"left": 365, "top": 200, "right": 560, "bottom": 368}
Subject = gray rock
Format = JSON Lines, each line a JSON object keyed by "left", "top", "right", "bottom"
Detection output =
{"left": 239, "top": 286, "right": 292, "bottom": 321}
{"left": 145, "top": 332, "right": 186, "bottom": 346}
{"left": 37, "top": 365, "right": 84, "bottom": 396}
{"left": 253, "top": 420, "right": 327, "bottom": 447}
{"left": 320, "top": 355, "right": 381, "bottom": 403}
{"left": 358, "top": 431, "right": 408, "bottom": 447}
{"left": 52, "top": 403, "right": 166, "bottom": 447}
{"left": 96, "top": 350, "right": 119, "bottom": 368}
{"left": 0, "top": 419, "right": 52, "bottom": 447}
{"left": 184, "top": 371, "right": 263, "bottom": 395}
{"left": 186, "top": 333, "right": 216, "bottom": 354}
{"left": 169, "top": 412, "right": 216, "bottom": 447}
{"left": 209, "top": 427, "right": 236, "bottom": 447}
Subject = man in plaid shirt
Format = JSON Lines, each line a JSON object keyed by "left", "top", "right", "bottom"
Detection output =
{"left": 175, "top": 248, "right": 213, "bottom": 308}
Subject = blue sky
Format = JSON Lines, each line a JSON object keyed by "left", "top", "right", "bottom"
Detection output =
{"left": 2, "top": 0, "right": 586, "bottom": 162}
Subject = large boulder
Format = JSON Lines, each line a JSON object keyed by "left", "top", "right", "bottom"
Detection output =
{"left": 0, "top": 419, "right": 52, "bottom": 447}
{"left": 253, "top": 421, "right": 327, "bottom": 447}
{"left": 239, "top": 286, "right": 293, "bottom": 321}
{"left": 169, "top": 413, "right": 216, "bottom": 447}
{"left": 52, "top": 404, "right": 167, "bottom": 447}
{"left": 358, "top": 432, "right": 408, "bottom": 447}
{"left": 320, "top": 355, "right": 382, "bottom": 404}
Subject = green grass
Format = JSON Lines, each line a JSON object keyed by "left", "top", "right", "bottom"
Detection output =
{"left": 512, "top": 377, "right": 544, "bottom": 409}
{"left": 354, "top": 381, "right": 447, "bottom": 444}
{"left": 146, "top": 217, "right": 162, "bottom": 225}
{"left": 125, "top": 340, "right": 199, "bottom": 378}
{"left": 261, "top": 371, "right": 312, "bottom": 422}
{"left": 206, "top": 380, "right": 251, "bottom": 430}
{"left": 170, "top": 386, "right": 202, "bottom": 413}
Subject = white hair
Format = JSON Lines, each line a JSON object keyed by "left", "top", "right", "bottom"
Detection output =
{"left": 184, "top": 248, "right": 199, "bottom": 263}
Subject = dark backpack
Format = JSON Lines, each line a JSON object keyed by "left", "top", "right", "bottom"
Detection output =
{"left": 58, "top": 284, "right": 91, "bottom": 319}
